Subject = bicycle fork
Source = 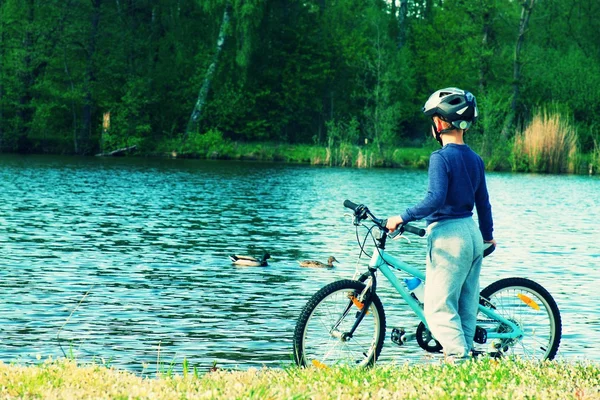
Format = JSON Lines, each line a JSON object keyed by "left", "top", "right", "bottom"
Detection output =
{"left": 330, "top": 269, "right": 378, "bottom": 342}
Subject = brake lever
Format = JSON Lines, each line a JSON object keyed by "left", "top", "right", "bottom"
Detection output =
{"left": 393, "top": 234, "right": 411, "bottom": 244}
{"left": 343, "top": 212, "right": 359, "bottom": 226}
{"left": 388, "top": 227, "right": 403, "bottom": 240}
{"left": 388, "top": 225, "right": 412, "bottom": 243}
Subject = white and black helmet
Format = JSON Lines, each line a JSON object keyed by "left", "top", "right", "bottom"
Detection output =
{"left": 423, "top": 87, "right": 478, "bottom": 130}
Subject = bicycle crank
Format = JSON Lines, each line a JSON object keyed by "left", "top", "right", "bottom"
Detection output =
{"left": 416, "top": 322, "right": 443, "bottom": 353}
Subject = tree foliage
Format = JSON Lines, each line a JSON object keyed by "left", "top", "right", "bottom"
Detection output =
{"left": 0, "top": 0, "right": 597, "bottom": 155}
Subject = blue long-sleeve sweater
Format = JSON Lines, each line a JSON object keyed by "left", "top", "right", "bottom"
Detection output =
{"left": 400, "top": 143, "right": 494, "bottom": 241}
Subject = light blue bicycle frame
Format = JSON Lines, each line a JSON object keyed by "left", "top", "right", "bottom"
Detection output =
{"left": 368, "top": 248, "right": 523, "bottom": 341}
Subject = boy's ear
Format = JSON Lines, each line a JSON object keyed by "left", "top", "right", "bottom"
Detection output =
{"left": 434, "top": 117, "right": 445, "bottom": 133}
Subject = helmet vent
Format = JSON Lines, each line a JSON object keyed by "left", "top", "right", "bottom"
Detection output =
{"left": 449, "top": 97, "right": 462, "bottom": 105}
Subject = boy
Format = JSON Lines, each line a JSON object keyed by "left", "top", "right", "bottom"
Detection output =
{"left": 386, "top": 87, "right": 496, "bottom": 361}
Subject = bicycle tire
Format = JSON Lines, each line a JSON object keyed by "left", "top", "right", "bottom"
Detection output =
{"left": 476, "top": 277, "right": 562, "bottom": 360}
{"left": 293, "top": 279, "right": 386, "bottom": 368}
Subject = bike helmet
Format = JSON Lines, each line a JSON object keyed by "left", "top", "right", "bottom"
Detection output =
{"left": 423, "top": 87, "right": 478, "bottom": 145}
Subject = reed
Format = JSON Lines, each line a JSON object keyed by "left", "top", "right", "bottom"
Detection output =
{"left": 591, "top": 138, "right": 600, "bottom": 175}
{"left": 356, "top": 148, "right": 367, "bottom": 168}
{"left": 512, "top": 110, "right": 578, "bottom": 173}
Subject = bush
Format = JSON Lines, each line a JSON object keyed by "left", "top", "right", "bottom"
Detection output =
{"left": 183, "top": 129, "right": 232, "bottom": 158}
{"left": 512, "top": 109, "right": 578, "bottom": 174}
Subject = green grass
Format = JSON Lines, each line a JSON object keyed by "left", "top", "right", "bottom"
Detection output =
{"left": 155, "top": 130, "right": 432, "bottom": 169}
{"left": 155, "top": 128, "right": 600, "bottom": 174}
{"left": 2, "top": 358, "right": 599, "bottom": 399}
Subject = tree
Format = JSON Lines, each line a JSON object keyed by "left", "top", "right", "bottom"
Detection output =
{"left": 185, "top": 1, "right": 231, "bottom": 138}
{"left": 79, "top": 0, "right": 101, "bottom": 154}
{"left": 0, "top": 0, "right": 597, "bottom": 157}
{"left": 501, "top": 0, "right": 535, "bottom": 138}
{"left": 361, "top": 1, "right": 414, "bottom": 151}
{"left": 0, "top": 0, "right": 4, "bottom": 151}
{"left": 16, "top": 0, "right": 36, "bottom": 151}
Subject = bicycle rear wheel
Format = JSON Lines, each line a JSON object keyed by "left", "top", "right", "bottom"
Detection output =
{"left": 475, "top": 277, "right": 561, "bottom": 360}
{"left": 293, "top": 279, "right": 386, "bottom": 368}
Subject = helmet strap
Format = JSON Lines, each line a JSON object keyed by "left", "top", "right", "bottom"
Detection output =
{"left": 431, "top": 118, "right": 456, "bottom": 147}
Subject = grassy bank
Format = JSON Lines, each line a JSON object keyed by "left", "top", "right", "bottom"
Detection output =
{"left": 157, "top": 130, "right": 433, "bottom": 169}
{"left": 2, "top": 358, "right": 599, "bottom": 399}
{"left": 153, "top": 127, "right": 600, "bottom": 174}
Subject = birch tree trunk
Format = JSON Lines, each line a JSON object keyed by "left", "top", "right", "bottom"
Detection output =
{"left": 185, "top": 2, "right": 231, "bottom": 139}
{"left": 502, "top": 0, "right": 535, "bottom": 138}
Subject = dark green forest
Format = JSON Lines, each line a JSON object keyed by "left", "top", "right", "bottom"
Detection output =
{"left": 0, "top": 0, "right": 599, "bottom": 171}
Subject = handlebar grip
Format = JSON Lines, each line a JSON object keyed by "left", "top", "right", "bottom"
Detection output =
{"left": 403, "top": 224, "right": 426, "bottom": 237}
{"left": 343, "top": 199, "right": 360, "bottom": 211}
{"left": 483, "top": 242, "right": 496, "bottom": 258}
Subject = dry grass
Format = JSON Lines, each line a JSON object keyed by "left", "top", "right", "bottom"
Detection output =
{"left": 513, "top": 110, "right": 579, "bottom": 173}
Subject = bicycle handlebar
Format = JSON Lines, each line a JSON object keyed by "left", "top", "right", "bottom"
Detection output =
{"left": 343, "top": 200, "right": 496, "bottom": 257}
{"left": 343, "top": 199, "right": 360, "bottom": 210}
{"left": 398, "top": 223, "right": 427, "bottom": 237}
{"left": 343, "top": 200, "right": 426, "bottom": 237}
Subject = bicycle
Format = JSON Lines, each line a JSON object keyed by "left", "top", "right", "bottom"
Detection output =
{"left": 293, "top": 200, "right": 562, "bottom": 368}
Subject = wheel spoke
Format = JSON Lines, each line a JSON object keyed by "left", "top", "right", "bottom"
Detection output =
{"left": 295, "top": 281, "right": 384, "bottom": 368}
{"left": 476, "top": 279, "right": 561, "bottom": 361}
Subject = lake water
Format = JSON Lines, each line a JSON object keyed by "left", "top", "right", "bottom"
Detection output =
{"left": 1, "top": 155, "right": 599, "bottom": 372}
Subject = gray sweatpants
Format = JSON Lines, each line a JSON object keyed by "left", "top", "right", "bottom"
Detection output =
{"left": 424, "top": 217, "right": 484, "bottom": 358}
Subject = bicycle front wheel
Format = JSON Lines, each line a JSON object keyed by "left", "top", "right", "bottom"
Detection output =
{"left": 475, "top": 277, "right": 562, "bottom": 361}
{"left": 293, "top": 279, "right": 386, "bottom": 368}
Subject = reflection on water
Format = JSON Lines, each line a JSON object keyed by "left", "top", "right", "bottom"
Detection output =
{"left": 0, "top": 155, "right": 599, "bottom": 372}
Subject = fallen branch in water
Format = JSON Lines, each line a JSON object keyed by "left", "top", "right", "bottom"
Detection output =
{"left": 95, "top": 145, "right": 137, "bottom": 157}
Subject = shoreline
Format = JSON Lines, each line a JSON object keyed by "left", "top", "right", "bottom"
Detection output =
{"left": 1, "top": 140, "right": 598, "bottom": 175}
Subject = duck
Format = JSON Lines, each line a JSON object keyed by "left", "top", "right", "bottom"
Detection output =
{"left": 229, "top": 253, "right": 270, "bottom": 267}
{"left": 298, "top": 256, "right": 338, "bottom": 268}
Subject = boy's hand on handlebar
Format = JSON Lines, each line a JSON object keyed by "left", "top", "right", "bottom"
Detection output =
{"left": 386, "top": 216, "right": 404, "bottom": 232}
{"left": 483, "top": 239, "right": 497, "bottom": 257}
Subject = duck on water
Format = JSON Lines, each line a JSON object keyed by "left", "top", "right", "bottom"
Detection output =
{"left": 229, "top": 253, "right": 271, "bottom": 267}
{"left": 298, "top": 256, "right": 338, "bottom": 268}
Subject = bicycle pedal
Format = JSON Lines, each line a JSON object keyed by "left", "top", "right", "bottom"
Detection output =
{"left": 474, "top": 326, "right": 487, "bottom": 344}
{"left": 391, "top": 327, "right": 405, "bottom": 346}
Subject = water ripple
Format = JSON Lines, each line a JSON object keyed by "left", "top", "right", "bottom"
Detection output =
{"left": 1, "top": 155, "right": 599, "bottom": 371}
